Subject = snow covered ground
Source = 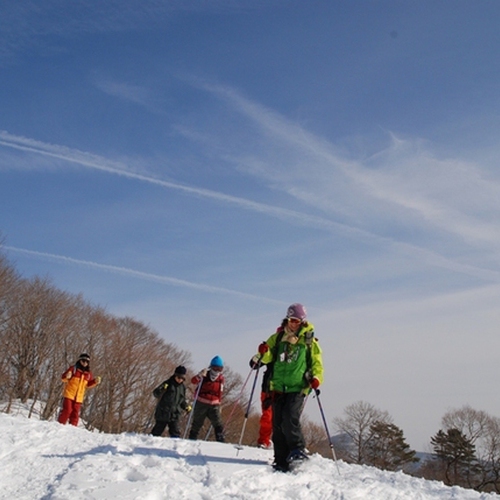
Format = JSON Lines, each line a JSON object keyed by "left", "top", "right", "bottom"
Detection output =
{"left": 1, "top": 411, "right": 498, "bottom": 500}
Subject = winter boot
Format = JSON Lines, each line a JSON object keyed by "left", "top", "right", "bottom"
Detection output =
{"left": 215, "top": 427, "right": 225, "bottom": 443}
{"left": 272, "top": 462, "right": 289, "bottom": 473}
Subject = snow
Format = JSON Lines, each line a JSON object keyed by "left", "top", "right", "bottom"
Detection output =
{"left": 0, "top": 411, "right": 498, "bottom": 500}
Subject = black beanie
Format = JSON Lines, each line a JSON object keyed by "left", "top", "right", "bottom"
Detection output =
{"left": 174, "top": 365, "right": 187, "bottom": 376}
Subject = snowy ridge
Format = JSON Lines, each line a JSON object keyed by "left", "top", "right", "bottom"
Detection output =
{"left": 0, "top": 412, "right": 498, "bottom": 500}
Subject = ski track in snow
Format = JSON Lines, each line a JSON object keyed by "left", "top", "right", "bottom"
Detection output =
{"left": 0, "top": 412, "right": 498, "bottom": 500}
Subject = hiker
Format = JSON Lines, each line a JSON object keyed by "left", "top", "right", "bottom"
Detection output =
{"left": 58, "top": 353, "right": 101, "bottom": 426}
{"left": 151, "top": 365, "right": 192, "bottom": 437}
{"left": 249, "top": 356, "right": 273, "bottom": 449}
{"left": 188, "top": 356, "right": 225, "bottom": 443}
{"left": 256, "top": 303, "right": 324, "bottom": 472}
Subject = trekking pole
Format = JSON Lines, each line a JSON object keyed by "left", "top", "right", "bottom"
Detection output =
{"left": 183, "top": 374, "right": 204, "bottom": 439}
{"left": 235, "top": 360, "right": 261, "bottom": 455}
{"left": 314, "top": 388, "right": 340, "bottom": 474}
{"left": 204, "top": 425, "right": 212, "bottom": 441}
{"left": 222, "top": 366, "right": 254, "bottom": 433}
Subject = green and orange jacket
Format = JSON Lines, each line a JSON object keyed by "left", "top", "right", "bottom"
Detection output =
{"left": 259, "top": 322, "right": 324, "bottom": 394}
{"left": 61, "top": 365, "right": 99, "bottom": 403}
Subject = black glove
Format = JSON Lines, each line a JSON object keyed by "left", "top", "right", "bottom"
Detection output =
{"left": 249, "top": 355, "right": 260, "bottom": 370}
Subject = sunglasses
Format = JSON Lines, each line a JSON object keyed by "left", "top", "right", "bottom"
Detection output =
{"left": 288, "top": 318, "right": 301, "bottom": 324}
{"left": 80, "top": 359, "right": 89, "bottom": 364}
{"left": 210, "top": 366, "right": 223, "bottom": 372}
{"left": 175, "top": 375, "right": 186, "bottom": 381}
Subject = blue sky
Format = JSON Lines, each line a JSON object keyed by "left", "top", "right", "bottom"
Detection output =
{"left": 2, "top": 0, "right": 500, "bottom": 451}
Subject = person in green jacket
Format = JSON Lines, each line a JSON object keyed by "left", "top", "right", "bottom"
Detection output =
{"left": 256, "top": 303, "right": 324, "bottom": 472}
{"left": 151, "top": 365, "right": 191, "bottom": 437}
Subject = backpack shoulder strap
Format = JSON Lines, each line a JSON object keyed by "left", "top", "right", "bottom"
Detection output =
{"left": 303, "top": 327, "right": 315, "bottom": 374}
{"left": 271, "top": 327, "right": 285, "bottom": 359}
{"left": 304, "top": 328, "right": 314, "bottom": 347}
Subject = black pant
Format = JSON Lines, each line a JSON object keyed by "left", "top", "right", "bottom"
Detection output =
{"left": 151, "top": 418, "right": 181, "bottom": 438}
{"left": 272, "top": 392, "right": 306, "bottom": 467}
{"left": 188, "top": 402, "right": 224, "bottom": 442}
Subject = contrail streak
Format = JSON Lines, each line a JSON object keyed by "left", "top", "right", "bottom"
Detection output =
{"left": 3, "top": 246, "right": 284, "bottom": 304}
{"left": 0, "top": 130, "right": 351, "bottom": 233}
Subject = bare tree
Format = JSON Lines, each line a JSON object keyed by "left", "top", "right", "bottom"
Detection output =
{"left": 0, "top": 253, "right": 21, "bottom": 399}
{"left": 334, "top": 400, "right": 392, "bottom": 464}
{"left": 301, "top": 415, "right": 333, "bottom": 458}
{"left": 442, "top": 406, "right": 490, "bottom": 444}
{"left": 86, "top": 316, "right": 191, "bottom": 434}
{"left": 4, "top": 276, "right": 83, "bottom": 416}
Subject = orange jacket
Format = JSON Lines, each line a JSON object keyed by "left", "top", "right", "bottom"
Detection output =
{"left": 61, "top": 365, "right": 98, "bottom": 403}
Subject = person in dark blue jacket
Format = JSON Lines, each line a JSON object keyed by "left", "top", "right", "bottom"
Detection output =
{"left": 151, "top": 365, "right": 191, "bottom": 437}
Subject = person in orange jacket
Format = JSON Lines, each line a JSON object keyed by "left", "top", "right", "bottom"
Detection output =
{"left": 58, "top": 353, "right": 101, "bottom": 426}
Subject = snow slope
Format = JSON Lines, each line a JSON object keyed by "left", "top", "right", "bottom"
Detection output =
{"left": 0, "top": 412, "right": 498, "bottom": 500}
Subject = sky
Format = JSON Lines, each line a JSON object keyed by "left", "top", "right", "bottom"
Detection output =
{"left": 1, "top": 407, "right": 498, "bottom": 500}
{"left": 1, "top": 0, "right": 500, "bottom": 452}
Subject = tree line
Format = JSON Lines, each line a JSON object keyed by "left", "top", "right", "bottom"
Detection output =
{"left": 1, "top": 249, "right": 499, "bottom": 492}
{"left": 331, "top": 400, "right": 500, "bottom": 493}
{"left": 0, "top": 251, "right": 242, "bottom": 437}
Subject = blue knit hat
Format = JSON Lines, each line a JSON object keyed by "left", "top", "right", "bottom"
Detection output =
{"left": 210, "top": 355, "right": 224, "bottom": 368}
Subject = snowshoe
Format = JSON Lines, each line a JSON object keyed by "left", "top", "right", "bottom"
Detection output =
{"left": 286, "top": 448, "right": 309, "bottom": 470}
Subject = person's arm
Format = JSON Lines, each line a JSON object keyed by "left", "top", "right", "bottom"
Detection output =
{"left": 87, "top": 372, "right": 102, "bottom": 389}
{"left": 256, "top": 332, "right": 278, "bottom": 364}
{"left": 61, "top": 366, "right": 73, "bottom": 383}
{"left": 153, "top": 380, "right": 169, "bottom": 398}
{"left": 310, "top": 339, "right": 324, "bottom": 386}
{"left": 191, "top": 368, "right": 207, "bottom": 385}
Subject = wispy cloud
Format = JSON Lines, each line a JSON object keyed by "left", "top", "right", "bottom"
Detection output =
{"left": 1, "top": 130, "right": 499, "bottom": 284}
{"left": 199, "top": 82, "right": 500, "bottom": 248}
{"left": 3, "top": 245, "right": 284, "bottom": 304}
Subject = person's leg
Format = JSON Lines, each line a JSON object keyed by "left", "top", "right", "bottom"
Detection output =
{"left": 151, "top": 420, "right": 168, "bottom": 436}
{"left": 189, "top": 403, "right": 208, "bottom": 440}
{"left": 271, "top": 393, "right": 289, "bottom": 471}
{"left": 258, "top": 392, "right": 273, "bottom": 447}
{"left": 68, "top": 402, "right": 82, "bottom": 426}
{"left": 281, "top": 393, "right": 306, "bottom": 460}
{"left": 58, "top": 398, "right": 72, "bottom": 424}
{"left": 168, "top": 418, "right": 181, "bottom": 438}
{"left": 207, "top": 406, "right": 224, "bottom": 442}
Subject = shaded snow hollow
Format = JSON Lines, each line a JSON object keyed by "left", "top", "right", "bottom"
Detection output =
{"left": 0, "top": 412, "right": 498, "bottom": 499}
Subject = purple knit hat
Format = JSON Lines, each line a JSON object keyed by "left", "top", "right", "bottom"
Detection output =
{"left": 286, "top": 303, "right": 307, "bottom": 321}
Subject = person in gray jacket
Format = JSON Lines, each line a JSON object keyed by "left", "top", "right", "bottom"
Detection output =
{"left": 151, "top": 365, "right": 191, "bottom": 437}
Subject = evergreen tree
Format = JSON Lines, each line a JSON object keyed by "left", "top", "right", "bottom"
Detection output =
{"left": 365, "top": 421, "right": 419, "bottom": 471}
{"left": 431, "top": 428, "right": 477, "bottom": 487}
